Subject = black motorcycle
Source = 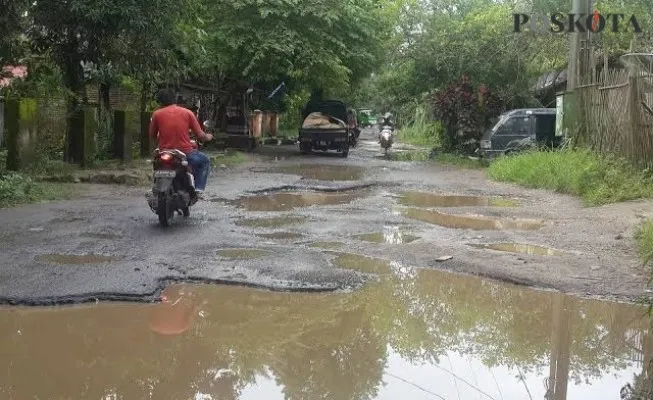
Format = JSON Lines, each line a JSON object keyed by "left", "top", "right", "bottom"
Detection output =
{"left": 146, "top": 146, "right": 198, "bottom": 227}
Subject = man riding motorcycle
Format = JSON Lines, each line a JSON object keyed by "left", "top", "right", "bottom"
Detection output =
{"left": 378, "top": 112, "right": 394, "bottom": 142}
{"left": 149, "top": 89, "right": 213, "bottom": 199}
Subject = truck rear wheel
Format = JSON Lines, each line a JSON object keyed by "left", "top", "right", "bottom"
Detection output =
{"left": 300, "top": 142, "right": 311, "bottom": 154}
{"left": 341, "top": 143, "right": 349, "bottom": 158}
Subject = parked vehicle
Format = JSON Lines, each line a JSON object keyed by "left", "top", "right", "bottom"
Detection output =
{"left": 358, "top": 108, "right": 375, "bottom": 127}
{"left": 478, "top": 108, "right": 560, "bottom": 157}
{"left": 146, "top": 143, "right": 199, "bottom": 227}
{"left": 298, "top": 99, "right": 355, "bottom": 157}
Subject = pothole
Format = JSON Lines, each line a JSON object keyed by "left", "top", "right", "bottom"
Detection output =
{"left": 310, "top": 241, "right": 345, "bottom": 249}
{"left": 331, "top": 252, "right": 393, "bottom": 274}
{"left": 37, "top": 253, "right": 116, "bottom": 264}
{"left": 268, "top": 164, "right": 365, "bottom": 181}
{"left": 399, "top": 192, "right": 519, "bottom": 207}
{"left": 353, "top": 227, "right": 419, "bottom": 244}
{"left": 216, "top": 249, "right": 273, "bottom": 260}
{"left": 232, "top": 190, "right": 368, "bottom": 212}
{"left": 402, "top": 208, "right": 543, "bottom": 231}
{"left": 470, "top": 243, "right": 566, "bottom": 256}
{"left": 234, "top": 216, "right": 308, "bottom": 228}
{"left": 256, "top": 232, "right": 304, "bottom": 240}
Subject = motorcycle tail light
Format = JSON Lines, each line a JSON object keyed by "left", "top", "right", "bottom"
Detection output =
{"left": 159, "top": 153, "right": 173, "bottom": 163}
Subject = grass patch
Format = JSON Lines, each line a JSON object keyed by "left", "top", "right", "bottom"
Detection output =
{"left": 487, "top": 148, "right": 653, "bottom": 206}
{"left": 0, "top": 173, "right": 73, "bottom": 208}
{"left": 387, "top": 150, "right": 487, "bottom": 169}
{"left": 397, "top": 122, "right": 442, "bottom": 147}
{"left": 636, "top": 220, "right": 653, "bottom": 267}
{"left": 395, "top": 103, "right": 443, "bottom": 148}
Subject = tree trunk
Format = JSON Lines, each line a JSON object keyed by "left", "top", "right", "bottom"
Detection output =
{"left": 140, "top": 81, "right": 149, "bottom": 113}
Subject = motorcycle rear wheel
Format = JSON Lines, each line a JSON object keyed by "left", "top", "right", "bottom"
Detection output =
{"left": 157, "top": 192, "right": 174, "bottom": 227}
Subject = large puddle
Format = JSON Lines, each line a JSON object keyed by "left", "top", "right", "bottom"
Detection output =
{"left": 269, "top": 164, "right": 365, "bottom": 181}
{"left": 400, "top": 191, "right": 519, "bottom": 207}
{"left": 233, "top": 191, "right": 366, "bottom": 212}
{"left": 37, "top": 253, "right": 116, "bottom": 264}
{"left": 234, "top": 216, "right": 308, "bottom": 228}
{"left": 256, "top": 232, "right": 304, "bottom": 240}
{"left": 402, "top": 207, "right": 544, "bottom": 230}
{"left": 1, "top": 265, "right": 649, "bottom": 399}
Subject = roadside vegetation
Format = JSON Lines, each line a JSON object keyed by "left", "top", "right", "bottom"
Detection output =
{"left": 636, "top": 221, "right": 653, "bottom": 268}
{"left": 0, "top": 173, "right": 73, "bottom": 208}
{"left": 487, "top": 149, "right": 653, "bottom": 206}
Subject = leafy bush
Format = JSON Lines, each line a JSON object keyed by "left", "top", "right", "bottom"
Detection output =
{"left": 487, "top": 148, "right": 653, "bottom": 206}
{"left": 430, "top": 75, "right": 505, "bottom": 153}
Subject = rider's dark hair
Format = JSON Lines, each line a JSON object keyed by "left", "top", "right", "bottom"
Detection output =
{"left": 156, "top": 89, "right": 177, "bottom": 106}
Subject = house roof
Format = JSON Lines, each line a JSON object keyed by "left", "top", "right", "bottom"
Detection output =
{"left": 532, "top": 69, "right": 567, "bottom": 92}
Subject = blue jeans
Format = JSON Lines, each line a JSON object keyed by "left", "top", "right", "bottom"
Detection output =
{"left": 186, "top": 151, "right": 210, "bottom": 191}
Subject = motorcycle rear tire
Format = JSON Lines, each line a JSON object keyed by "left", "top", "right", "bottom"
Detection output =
{"left": 157, "top": 192, "right": 173, "bottom": 227}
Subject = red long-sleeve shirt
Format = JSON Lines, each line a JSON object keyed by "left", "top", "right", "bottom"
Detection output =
{"left": 149, "top": 105, "right": 208, "bottom": 154}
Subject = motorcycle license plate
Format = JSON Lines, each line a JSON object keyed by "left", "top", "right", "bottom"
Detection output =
{"left": 154, "top": 170, "right": 176, "bottom": 178}
{"left": 319, "top": 141, "right": 327, "bottom": 146}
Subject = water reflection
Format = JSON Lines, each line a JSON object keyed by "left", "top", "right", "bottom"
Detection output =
{"left": 0, "top": 266, "right": 650, "bottom": 400}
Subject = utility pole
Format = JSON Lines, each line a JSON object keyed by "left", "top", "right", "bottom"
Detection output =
{"left": 567, "top": 0, "right": 594, "bottom": 90}
{"left": 566, "top": 0, "right": 581, "bottom": 91}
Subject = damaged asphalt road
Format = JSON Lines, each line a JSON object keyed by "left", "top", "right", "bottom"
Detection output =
{"left": 0, "top": 128, "right": 652, "bottom": 305}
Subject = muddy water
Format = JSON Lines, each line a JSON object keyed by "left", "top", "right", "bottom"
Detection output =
{"left": 233, "top": 190, "right": 366, "bottom": 212}
{"left": 234, "top": 216, "right": 308, "bottom": 228}
{"left": 400, "top": 191, "right": 519, "bottom": 207}
{"left": 310, "top": 241, "right": 345, "bottom": 249}
{"left": 1, "top": 267, "right": 649, "bottom": 400}
{"left": 256, "top": 232, "right": 304, "bottom": 240}
{"left": 354, "top": 226, "right": 419, "bottom": 244}
{"left": 472, "top": 243, "right": 567, "bottom": 256}
{"left": 403, "top": 207, "right": 544, "bottom": 230}
{"left": 270, "top": 164, "right": 365, "bottom": 181}
{"left": 37, "top": 253, "right": 115, "bottom": 264}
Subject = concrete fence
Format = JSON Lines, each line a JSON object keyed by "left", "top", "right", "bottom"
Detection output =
{"left": 3, "top": 97, "right": 153, "bottom": 171}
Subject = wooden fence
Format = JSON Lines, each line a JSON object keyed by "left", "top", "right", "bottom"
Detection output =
{"left": 575, "top": 69, "right": 653, "bottom": 167}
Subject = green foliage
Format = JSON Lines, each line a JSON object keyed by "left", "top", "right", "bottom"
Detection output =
{"left": 636, "top": 220, "right": 653, "bottom": 268}
{"left": 0, "top": 173, "right": 71, "bottom": 208}
{"left": 488, "top": 149, "right": 653, "bottom": 206}
{"left": 396, "top": 104, "right": 443, "bottom": 148}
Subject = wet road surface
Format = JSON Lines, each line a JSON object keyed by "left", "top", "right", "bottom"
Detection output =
{"left": 0, "top": 128, "right": 650, "bottom": 303}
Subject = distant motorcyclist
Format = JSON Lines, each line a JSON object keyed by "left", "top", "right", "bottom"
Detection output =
{"left": 381, "top": 112, "right": 394, "bottom": 129}
{"left": 378, "top": 112, "right": 394, "bottom": 142}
